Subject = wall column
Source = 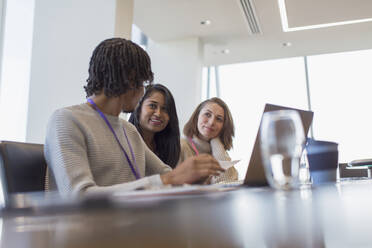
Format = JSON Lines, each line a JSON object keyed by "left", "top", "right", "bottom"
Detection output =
{"left": 147, "top": 37, "right": 204, "bottom": 132}
{"left": 26, "top": 0, "right": 134, "bottom": 143}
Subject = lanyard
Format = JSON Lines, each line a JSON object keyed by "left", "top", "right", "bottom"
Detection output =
{"left": 188, "top": 137, "right": 199, "bottom": 156}
{"left": 87, "top": 98, "right": 141, "bottom": 180}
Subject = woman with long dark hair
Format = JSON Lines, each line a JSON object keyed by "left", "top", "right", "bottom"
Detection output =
{"left": 129, "top": 84, "right": 180, "bottom": 168}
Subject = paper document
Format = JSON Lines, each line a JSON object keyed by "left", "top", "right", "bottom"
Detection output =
{"left": 218, "top": 160, "right": 240, "bottom": 170}
{"left": 112, "top": 184, "right": 235, "bottom": 201}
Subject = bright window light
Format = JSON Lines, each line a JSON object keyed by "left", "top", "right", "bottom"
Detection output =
{"left": 204, "top": 57, "right": 308, "bottom": 179}
{"left": 307, "top": 49, "right": 372, "bottom": 162}
{"left": 203, "top": 48, "right": 372, "bottom": 172}
{"left": 0, "top": 0, "right": 35, "bottom": 142}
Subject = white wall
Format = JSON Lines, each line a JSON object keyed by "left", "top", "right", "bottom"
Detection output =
{"left": 25, "top": 0, "right": 118, "bottom": 143}
{"left": 147, "top": 37, "right": 203, "bottom": 133}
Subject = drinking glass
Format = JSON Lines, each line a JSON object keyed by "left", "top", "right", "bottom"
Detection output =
{"left": 299, "top": 145, "right": 311, "bottom": 185}
{"left": 260, "top": 110, "right": 305, "bottom": 190}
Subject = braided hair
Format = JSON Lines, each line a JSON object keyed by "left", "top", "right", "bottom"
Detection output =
{"left": 84, "top": 38, "right": 153, "bottom": 97}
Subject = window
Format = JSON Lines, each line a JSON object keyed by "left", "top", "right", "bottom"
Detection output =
{"left": 307, "top": 49, "right": 372, "bottom": 162}
{"left": 0, "top": 0, "right": 35, "bottom": 142}
{"left": 203, "top": 49, "right": 372, "bottom": 178}
{"left": 131, "top": 24, "right": 148, "bottom": 50}
{"left": 205, "top": 57, "right": 308, "bottom": 178}
{"left": 0, "top": 0, "right": 35, "bottom": 207}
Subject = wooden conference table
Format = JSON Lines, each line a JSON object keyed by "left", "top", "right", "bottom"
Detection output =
{"left": 1, "top": 179, "right": 372, "bottom": 248}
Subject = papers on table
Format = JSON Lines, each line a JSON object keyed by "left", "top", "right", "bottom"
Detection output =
{"left": 111, "top": 184, "right": 236, "bottom": 203}
{"left": 111, "top": 160, "right": 242, "bottom": 203}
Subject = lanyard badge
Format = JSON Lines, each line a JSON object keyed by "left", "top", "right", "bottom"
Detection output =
{"left": 87, "top": 98, "right": 141, "bottom": 180}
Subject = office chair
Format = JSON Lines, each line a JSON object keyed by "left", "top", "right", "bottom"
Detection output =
{"left": 0, "top": 141, "right": 47, "bottom": 196}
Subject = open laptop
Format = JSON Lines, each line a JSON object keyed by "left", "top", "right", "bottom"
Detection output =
{"left": 238, "top": 103, "right": 314, "bottom": 187}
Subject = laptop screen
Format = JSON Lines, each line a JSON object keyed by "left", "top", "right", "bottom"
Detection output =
{"left": 243, "top": 104, "right": 314, "bottom": 186}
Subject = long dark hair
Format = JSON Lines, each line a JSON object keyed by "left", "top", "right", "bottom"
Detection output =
{"left": 84, "top": 38, "right": 153, "bottom": 97}
{"left": 129, "top": 84, "right": 180, "bottom": 168}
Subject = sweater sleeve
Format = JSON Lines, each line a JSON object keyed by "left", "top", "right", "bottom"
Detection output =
{"left": 144, "top": 144, "right": 172, "bottom": 176}
{"left": 122, "top": 121, "right": 172, "bottom": 176}
{"left": 177, "top": 138, "right": 195, "bottom": 165}
{"left": 44, "top": 109, "right": 166, "bottom": 197}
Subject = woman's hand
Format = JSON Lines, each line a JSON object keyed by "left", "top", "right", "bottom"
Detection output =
{"left": 161, "top": 154, "right": 224, "bottom": 185}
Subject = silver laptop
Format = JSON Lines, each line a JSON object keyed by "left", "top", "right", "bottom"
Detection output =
{"left": 241, "top": 103, "right": 314, "bottom": 187}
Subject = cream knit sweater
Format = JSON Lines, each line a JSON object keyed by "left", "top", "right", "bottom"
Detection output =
{"left": 178, "top": 136, "right": 238, "bottom": 183}
{"left": 44, "top": 103, "right": 171, "bottom": 197}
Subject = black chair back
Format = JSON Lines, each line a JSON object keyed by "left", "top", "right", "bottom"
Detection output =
{"left": 0, "top": 141, "right": 47, "bottom": 198}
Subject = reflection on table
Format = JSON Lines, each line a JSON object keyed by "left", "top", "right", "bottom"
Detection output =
{"left": 1, "top": 179, "right": 372, "bottom": 248}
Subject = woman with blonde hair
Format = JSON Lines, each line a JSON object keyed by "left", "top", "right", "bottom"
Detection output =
{"left": 179, "top": 97, "right": 238, "bottom": 183}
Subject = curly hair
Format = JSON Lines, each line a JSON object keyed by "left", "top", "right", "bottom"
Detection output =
{"left": 129, "top": 84, "right": 180, "bottom": 168}
{"left": 84, "top": 38, "right": 153, "bottom": 97}
{"left": 183, "top": 97, "right": 235, "bottom": 150}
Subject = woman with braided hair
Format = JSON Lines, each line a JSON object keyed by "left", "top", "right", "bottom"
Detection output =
{"left": 44, "top": 38, "right": 224, "bottom": 197}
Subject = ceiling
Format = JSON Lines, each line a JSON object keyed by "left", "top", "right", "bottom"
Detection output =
{"left": 133, "top": 0, "right": 372, "bottom": 66}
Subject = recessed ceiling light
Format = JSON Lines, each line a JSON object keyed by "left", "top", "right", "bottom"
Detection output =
{"left": 282, "top": 42, "right": 292, "bottom": 47}
{"left": 221, "top": 49, "right": 230, "bottom": 54}
{"left": 200, "top": 20, "right": 211, "bottom": 25}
